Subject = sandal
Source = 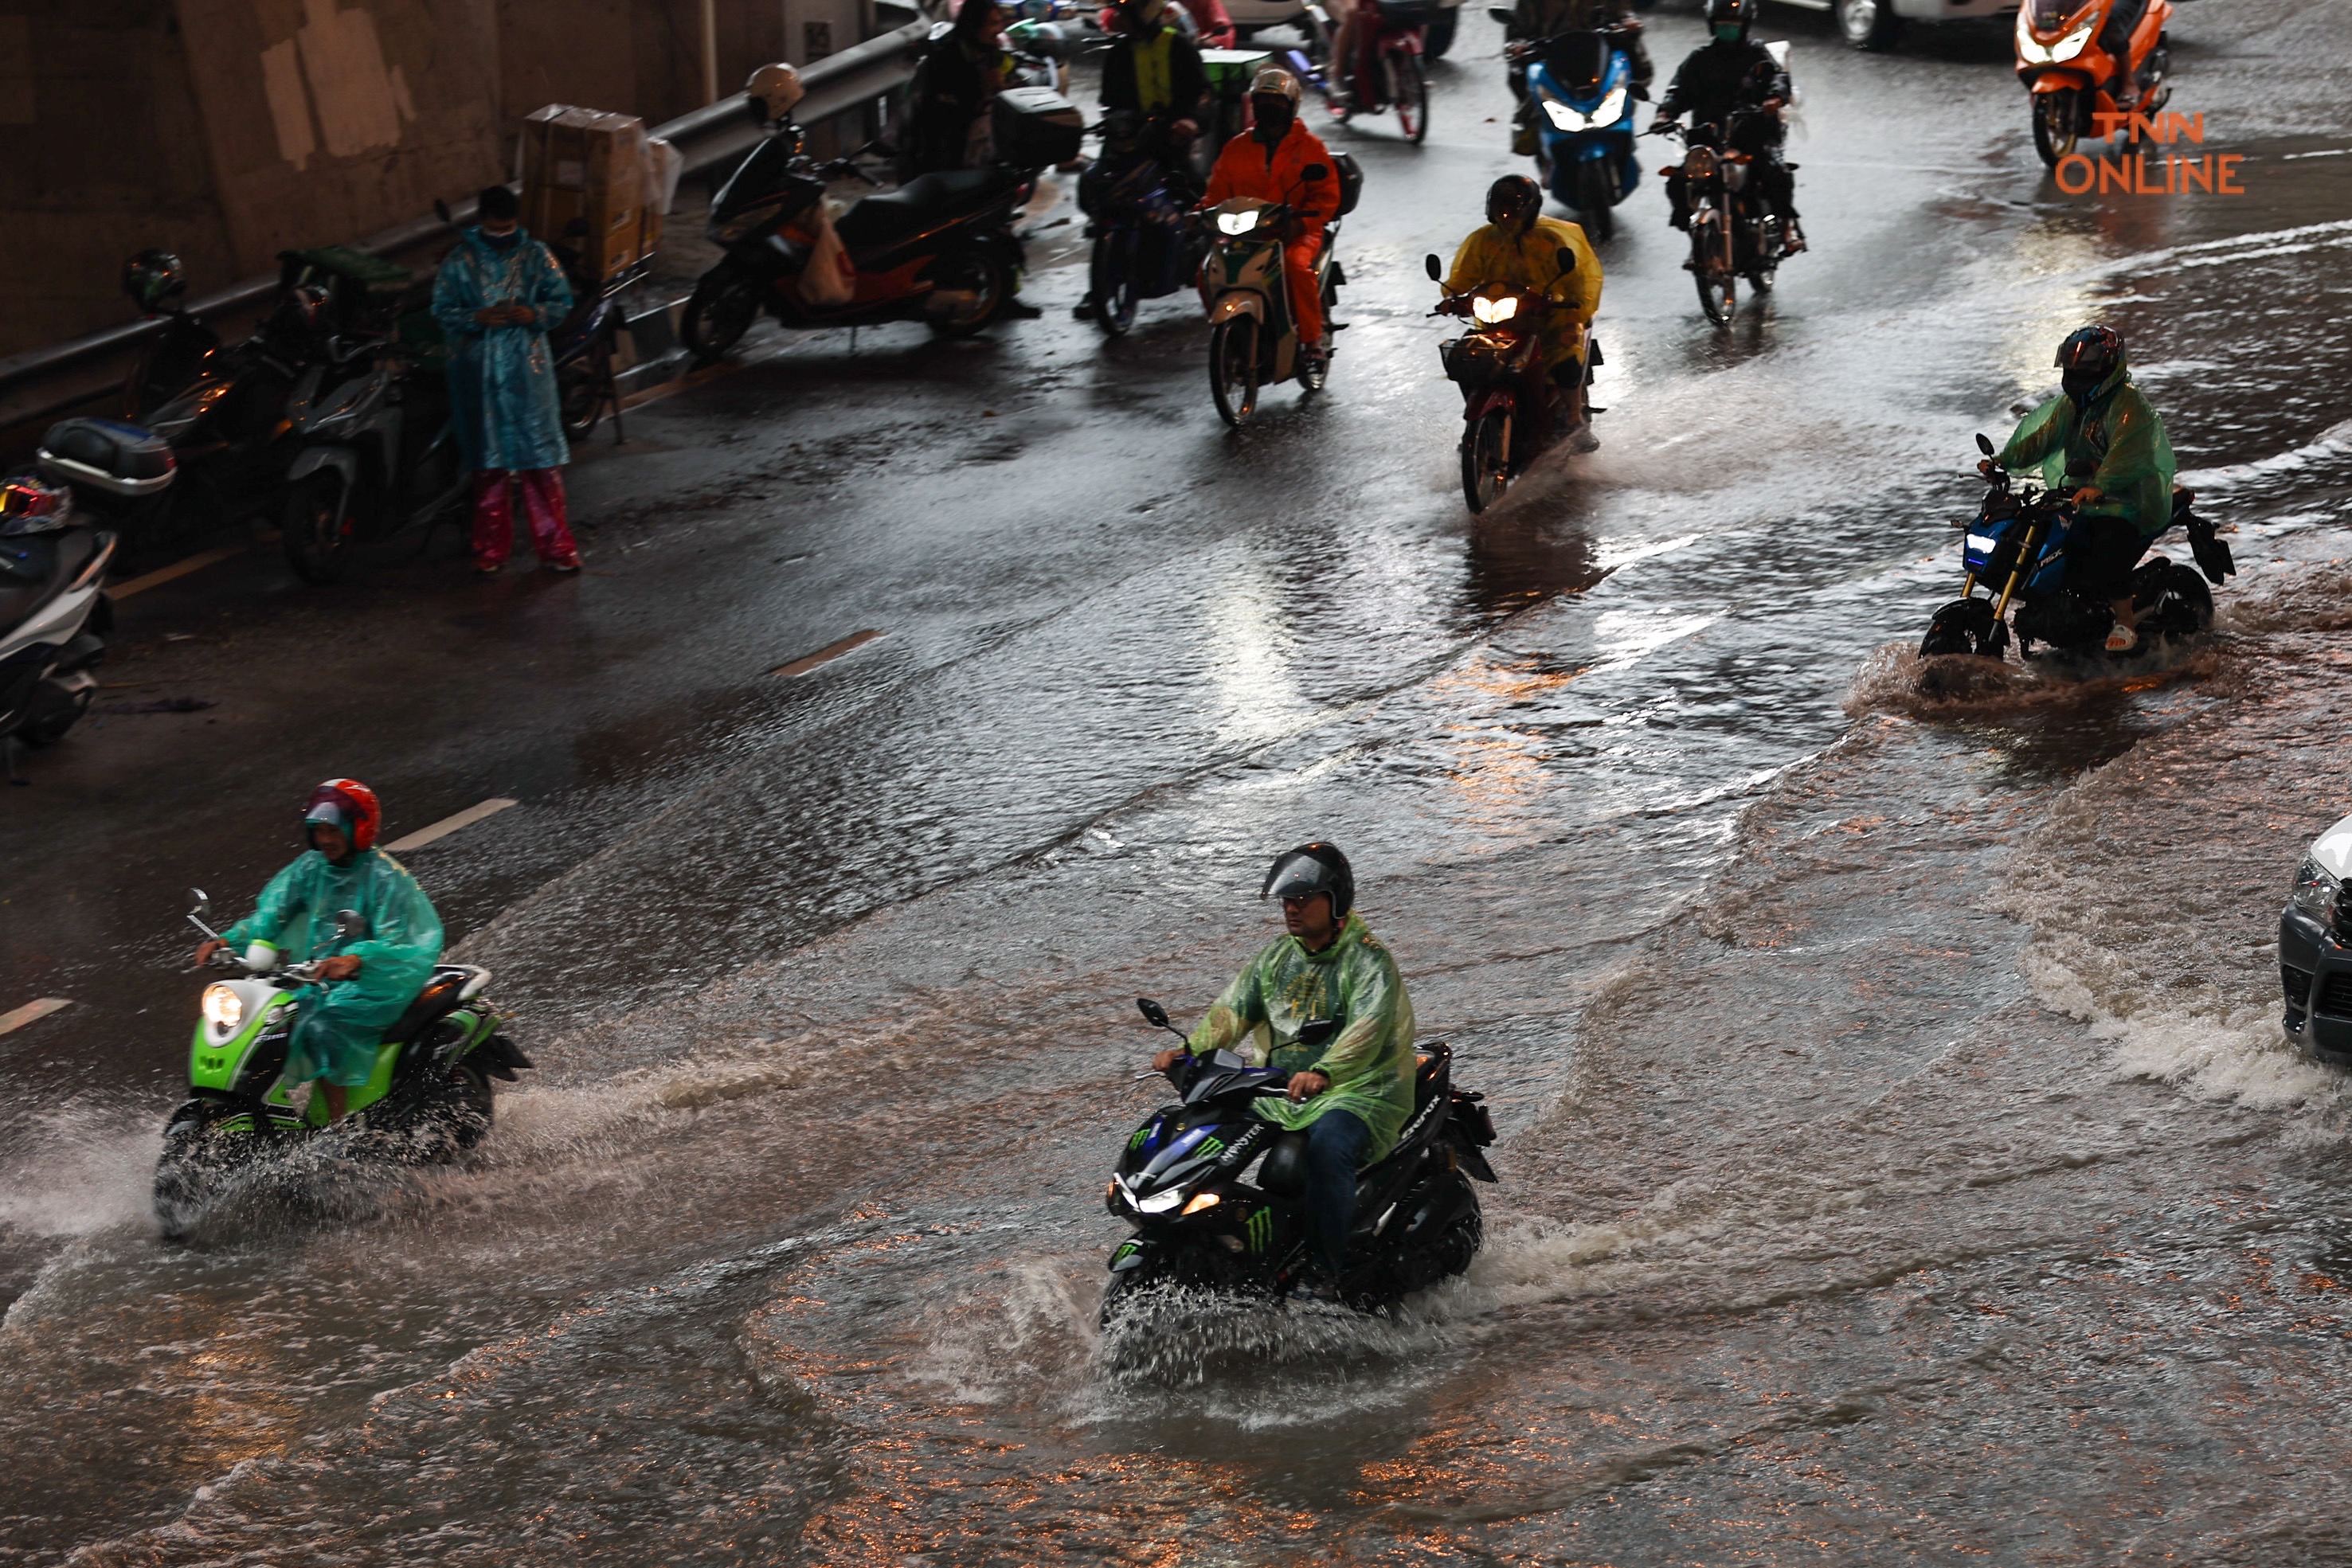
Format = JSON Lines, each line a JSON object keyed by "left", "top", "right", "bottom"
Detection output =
{"left": 2104, "top": 623, "right": 2140, "bottom": 653}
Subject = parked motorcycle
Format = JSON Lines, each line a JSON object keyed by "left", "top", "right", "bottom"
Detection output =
{"left": 682, "top": 91, "right": 1079, "bottom": 358}
{"left": 2017, "top": 0, "right": 2170, "bottom": 167}
{"left": 1652, "top": 118, "right": 1783, "bottom": 326}
{"left": 1918, "top": 432, "right": 2229, "bottom": 661}
{"left": 1080, "top": 111, "right": 1211, "bottom": 337}
{"left": 1280, "top": 0, "right": 1432, "bottom": 143}
{"left": 0, "top": 476, "right": 122, "bottom": 776}
{"left": 1423, "top": 252, "right": 1599, "bottom": 513}
{"left": 277, "top": 334, "right": 468, "bottom": 585}
{"left": 1101, "top": 999, "right": 1495, "bottom": 1320}
{"left": 1198, "top": 158, "right": 1356, "bottom": 425}
{"left": 156, "top": 893, "right": 534, "bottom": 1238}
{"left": 1505, "top": 22, "right": 1642, "bottom": 241}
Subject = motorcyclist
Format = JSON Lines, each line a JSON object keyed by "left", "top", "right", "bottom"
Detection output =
{"left": 1199, "top": 68, "right": 1344, "bottom": 375}
{"left": 1653, "top": 0, "right": 1803, "bottom": 256}
{"left": 902, "top": 0, "right": 1015, "bottom": 175}
{"left": 1445, "top": 174, "right": 1603, "bottom": 452}
{"left": 1076, "top": 0, "right": 1212, "bottom": 322}
{"left": 1504, "top": 0, "right": 1652, "bottom": 135}
{"left": 190, "top": 780, "right": 446, "bottom": 1123}
{"left": 1149, "top": 844, "right": 1415, "bottom": 1299}
{"left": 2092, "top": 0, "right": 2150, "bottom": 105}
{"left": 1982, "top": 326, "right": 2178, "bottom": 653}
{"left": 1098, "top": 0, "right": 1238, "bottom": 47}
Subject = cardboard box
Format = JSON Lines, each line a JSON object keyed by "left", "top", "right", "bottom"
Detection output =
{"left": 519, "top": 104, "right": 661, "bottom": 284}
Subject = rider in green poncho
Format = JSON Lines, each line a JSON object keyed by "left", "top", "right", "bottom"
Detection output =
{"left": 192, "top": 780, "right": 445, "bottom": 1120}
{"left": 1990, "top": 325, "right": 2178, "bottom": 652}
{"left": 1151, "top": 843, "right": 1415, "bottom": 1294}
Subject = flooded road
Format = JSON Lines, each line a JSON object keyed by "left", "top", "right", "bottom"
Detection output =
{"left": 7, "top": 1, "right": 2352, "bottom": 1561}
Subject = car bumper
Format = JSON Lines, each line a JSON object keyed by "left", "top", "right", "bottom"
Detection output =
{"left": 2280, "top": 907, "right": 2352, "bottom": 1056}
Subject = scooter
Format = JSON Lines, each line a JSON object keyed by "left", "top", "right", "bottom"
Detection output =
{"left": 682, "top": 92, "right": 1081, "bottom": 358}
{"left": 1505, "top": 22, "right": 1642, "bottom": 241}
{"left": 0, "top": 478, "right": 119, "bottom": 778}
{"left": 1079, "top": 111, "right": 1210, "bottom": 337}
{"left": 2017, "top": 0, "right": 2171, "bottom": 167}
{"left": 1280, "top": 0, "right": 1432, "bottom": 143}
{"left": 1918, "top": 432, "right": 2228, "bottom": 660}
{"left": 277, "top": 336, "right": 468, "bottom": 585}
{"left": 1102, "top": 999, "right": 1496, "bottom": 1320}
{"left": 1198, "top": 158, "right": 1356, "bottom": 425}
{"left": 155, "top": 893, "right": 534, "bottom": 1238}
{"left": 1651, "top": 116, "right": 1784, "bottom": 326}
{"left": 1423, "top": 252, "right": 1600, "bottom": 514}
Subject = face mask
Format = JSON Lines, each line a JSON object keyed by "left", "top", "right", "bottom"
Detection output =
{"left": 2061, "top": 371, "right": 2103, "bottom": 405}
{"left": 479, "top": 226, "right": 521, "bottom": 250}
{"left": 1253, "top": 101, "right": 1295, "bottom": 140}
{"left": 1712, "top": 22, "right": 1743, "bottom": 40}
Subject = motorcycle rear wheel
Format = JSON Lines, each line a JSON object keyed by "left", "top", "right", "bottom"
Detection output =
{"left": 929, "top": 248, "right": 1013, "bottom": 338}
{"left": 1462, "top": 407, "right": 1513, "bottom": 514}
{"left": 558, "top": 330, "right": 613, "bottom": 440}
{"left": 681, "top": 271, "right": 760, "bottom": 362}
{"left": 1576, "top": 161, "right": 1615, "bottom": 242}
{"left": 1090, "top": 233, "right": 1139, "bottom": 338}
{"left": 1390, "top": 50, "right": 1430, "bottom": 144}
{"left": 1210, "top": 318, "right": 1260, "bottom": 426}
{"left": 2135, "top": 559, "right": 2215, "bottom": 641}
{"left": 2032, "top": 90, "right": 2078, "bottom": 168}
{"left": 282, "top": 471, "right": 355, "bottom": 585}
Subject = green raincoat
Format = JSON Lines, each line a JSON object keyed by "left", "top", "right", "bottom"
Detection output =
{"left": 221, "top": 848, "right": 445, "bottom": 1089}
{"left": 1183, "top": 913, "right": 1418, "bottom": 1161}
{"left": 1998, "top": 366, "right": 2177, "bottom": 538}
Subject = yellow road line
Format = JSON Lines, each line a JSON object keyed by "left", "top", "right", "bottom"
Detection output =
{"left": 0, "top": 998, "right": 71, "bottom": 1036}
{"left": 384, "top": 797, "right": 519, "bottom": 853}
{"left": 772, "top": 629, "right": 884, "bottom": 678}
{"left": 110, "top": 543, "right": 252, "bottom": 600}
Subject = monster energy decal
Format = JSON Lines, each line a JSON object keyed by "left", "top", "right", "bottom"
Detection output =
{"left": 1196, "top": 1136, "right": 1224, "bottom": 1159}
{"left": 1245, "top": 1206, "right": 1273, "bottom": 1254}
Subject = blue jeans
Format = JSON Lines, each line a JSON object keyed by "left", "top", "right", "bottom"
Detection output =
{"left": 1304, "top": 1109, "right": 1372, "bottom": 1277}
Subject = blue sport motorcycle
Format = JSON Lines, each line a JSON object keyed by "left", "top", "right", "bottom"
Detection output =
{"left": 1079, "top": 112, "right": 1208, "bottom": 338}
{"left": 1502, "top": 22, "right": 1641, "bottom": 241}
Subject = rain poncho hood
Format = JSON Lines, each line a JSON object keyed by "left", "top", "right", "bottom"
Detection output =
{"left": 1184, "top": 912, "right": 1417, "bottom": 1160}
{"left": 1998, "top": 366, "right": 2177, "bottom": 538}
{"left": 432, "top": 225, "right": 573, "bottom": 472}
{"left": 1447, "top": 215, "right": 1601, "bottom": 370}
{"left": 221, "top": 847, "right": 445, "bottom": 1089}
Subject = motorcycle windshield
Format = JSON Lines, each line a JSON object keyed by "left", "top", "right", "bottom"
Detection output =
{"left": 712, "top": 138, "right": 824, "bottom": 226}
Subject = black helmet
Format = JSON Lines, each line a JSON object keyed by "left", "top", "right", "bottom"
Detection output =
{"left": 1486, "top": 174, "right": 1543, "bottom": 231}
{"left": 1261, "top": 842, "right": 1355, "bottom": 920}
{"left": 1704, "top": 0, "right": 1755, "bottom": 31}
{"left": 2056, "top": 324, "right": 2123, "bottom": 404}
{"left": 123, "top": 249, "right": 186, "bottom": 315}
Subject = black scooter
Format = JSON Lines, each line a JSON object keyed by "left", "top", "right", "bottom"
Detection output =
{"left": 1101, "top": 999, "right": 1496, "bottom": 1320}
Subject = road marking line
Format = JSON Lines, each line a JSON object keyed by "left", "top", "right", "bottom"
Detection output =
{"left": 772, "top": 629, "right": 884, "bottom": 678}
{"left": 111, "top": 543, "right": 252, "bottom": 600}
{"left": 385, "top": 797, "right": 519, "bottom": 853}
{"left": 0, "top": 998, "right": 71, "bottom": 1036}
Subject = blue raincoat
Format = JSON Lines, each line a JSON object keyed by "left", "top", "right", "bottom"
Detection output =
{"left": 432, "top": 226, "right": 573, "bottom": 472}
{"left": 221, "top": 849, "right": 446, "bottom": 1089}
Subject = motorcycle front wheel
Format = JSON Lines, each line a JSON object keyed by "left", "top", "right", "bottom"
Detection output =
{"left": 2032, "top": 89, "right": 2078, "bottom": 168}
{"left": 1462, "top": 407, "right": 1513, "bottom": 513}
{"left": 1209, "top": 318, "right": 1260, "bottom": 426}
{"left": 282, "top": 471, "right": 355, "bottom": 585}
{"left": 1693, "top": 222, "right": 1736, "bottom": 326}
{"left": 1090, "top": 233, "right": 1140, "bottom": 338}
{"left": 558, "top": 330, "right": 613, "bottom": 440}
{"left": 681, "top": 270, "right": 761, "bottom": 361}
{"left": 1576, "top": 160, "right": 1616, "bottom": 242}
{"left": 1390, "top": 49, "right": 1430, "bottom": 144}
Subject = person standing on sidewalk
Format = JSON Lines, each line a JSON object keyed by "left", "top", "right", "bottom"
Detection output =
{"left": 432, "top": 185, "right": 582, "bottom": 576}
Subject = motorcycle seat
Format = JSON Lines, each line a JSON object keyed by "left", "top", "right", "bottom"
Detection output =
{"left": 835, "top": 170, "right": 1026, "bottom": 260}
{"left": 382, "top": 964, "right": 490, "bottom": 1045}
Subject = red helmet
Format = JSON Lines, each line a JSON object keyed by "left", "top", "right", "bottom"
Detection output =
{"left": 303, "top": 778, "right": 382, "bottom": 853}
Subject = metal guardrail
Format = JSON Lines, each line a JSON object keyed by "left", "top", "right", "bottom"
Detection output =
{"left": 0, "top": 19, "right": 930, "bottom": 428}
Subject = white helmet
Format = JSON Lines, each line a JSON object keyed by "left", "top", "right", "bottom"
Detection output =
{"left": 746, "top": 63, "right": 805, "bottom": 123}
{"left": 1249, "top": 65, "right": 1302, "bottom": 105}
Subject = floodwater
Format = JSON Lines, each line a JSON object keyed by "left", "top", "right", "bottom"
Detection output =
{"left": 6, "top": 5, "right": 2352, "bottom": 1562}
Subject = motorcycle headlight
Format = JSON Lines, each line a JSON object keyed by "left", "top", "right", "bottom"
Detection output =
{"left": 202, "top": 984, "right": 244, "bottom": 1030}
{"left": 2015, "top": 9, "right": 2049, "bottom": 61}
{"left": 1472, "top": 295, "right": 1520, "bottom": 325}
{"left": 1131, "top": 1185, "right": 1188, "bottom": 1214}
{"left": 1594, "top": 86, "right": 1629, "bottom": 127}
{"left": 1685, "top": 145, "right": 1717, "bottom": 180}
{"left": 2292, "top": 857, "right": 2341, "bottom": 923}
{"left": 1181, "top": 1191, "right": 1222, "bottom": 1216}
{"left": 1217, "top": 210, "right": 1261, "bottom": 236}
{"left": 1542, "top": 98, "right": 1585, "bottom": 132}
{"left": 2050, "top": 20, "right": 2095, "bottom": 60}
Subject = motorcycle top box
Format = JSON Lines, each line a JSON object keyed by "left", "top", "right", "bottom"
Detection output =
{"left": 37, "top": 418, "right": 176, "bottom": 498}
{"left": 993, "top": 88, "right": 1085, "bottom": 168}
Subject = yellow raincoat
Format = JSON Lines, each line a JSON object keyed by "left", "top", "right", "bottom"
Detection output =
{"left": 1446, "top": 216, "right": 1601, "bottom": 373}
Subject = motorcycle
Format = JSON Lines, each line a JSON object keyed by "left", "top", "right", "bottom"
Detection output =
{"left": 156, "top": 892, "right": 534, "bottom": 1238}
{"left": 1651, "top": 115, "right": 1785, "bottom": 326}
{"left": 1423, "top": 252, "right": 1599, "bottom": 514}
{"left": 1101, "top": 999, "right": 1495, "bottom": 1320}
{"left": 1280, "top": 0, "right": 1433, "bottom": 143}
{"left": 681, "top": 90, "right": 1079, "bottom": 359}
{"left": 1080, "top": 111, "right": 1211, "bottom": 337}
{"left": 1198, "top": 158, "right": 1356, "bottom": 426}
{"left": 0, "top": 477, "right": 121, "bottom": 777}
{"left": 2017, "top": 0, "right": 2170, "bottom": 167}
{"left": 1918, "top": 432, "right": 2229, "bottom": 660}
{"left": 276, "top": 334, "right": 468, "bottom": 585}
{"left": 1503, "top": 21, "right": 1642, "bottom": 241}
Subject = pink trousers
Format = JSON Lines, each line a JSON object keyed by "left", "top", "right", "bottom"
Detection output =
{"left": 471, "top": 469, "right": 579, "bottom": 569}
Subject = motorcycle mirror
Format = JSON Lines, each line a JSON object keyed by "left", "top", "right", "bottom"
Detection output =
{"left": 334, "top": 909, "right": 369, "bottom": 940}
{"left": 1424, "top": 252, "right": 1442, "bottom": 281}
{"left": 1296, "top": 1018, "right": 1340, "bottom": 1048}
{"left": 1137, "top": 997, "right": 1172, "bottom": 1030}
{"left": 1975, "top": 432, "right": 1995, "bottom": 456}
{"left": 189, "top": 889, "right": 211, "bottom": 918}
